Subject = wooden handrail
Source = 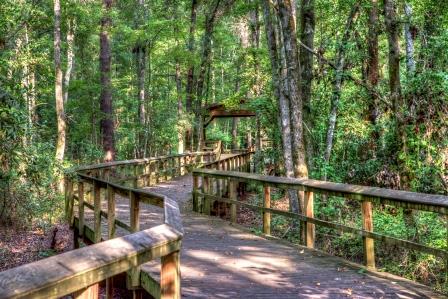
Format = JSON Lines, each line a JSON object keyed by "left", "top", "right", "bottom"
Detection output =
{"left": 0, "top": 224, "right": 181, "bottom": 299}
{"left": 192, "top": 167, "right": 448, "bottom": 270}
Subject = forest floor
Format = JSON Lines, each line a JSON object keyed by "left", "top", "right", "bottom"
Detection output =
{"left": 0, "top": 222, "right": 73, "bottom": 272}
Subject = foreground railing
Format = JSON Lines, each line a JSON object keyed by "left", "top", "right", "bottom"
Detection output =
{"left": 192, "top": 169, "right": 448, "bottom": 270}
{"left": 0, "top": 224, "right": 181, "bottom": 299}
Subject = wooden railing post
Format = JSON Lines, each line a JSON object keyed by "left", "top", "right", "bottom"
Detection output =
{"left": 263, "top": 185, "right": 271, "bottom": 235}
{"left": 66, "top": 178, "right": 74, "bottom": 225}
{"left": 107, "top": 183, "right": 115, "bottom": 299}
{"left": 203, "top": 176, "right": 210, "bottom": 215}
{"left": 128, "top": 191, "right": 141, "bottom": 289}
{"left": 73, "top": 284, "right": 99, "bottom": 299}
{"left": 161, "top": 250, "right": 181, "bottom": 299}
{"left": 93, "top": 181, "right": 101, "bottom": 243}
{"left": 362, "top": 200, "right": 375, "bottom": 268}
{"left": 229, "top": 179, "right": 237, "bottom": 223}
{"left": 145, "top": 162, "right": 151, "bottom": 187}
{"left": 133, "top": 164, "right": 138, "bottom": 188}
{"left": 78, "top": 181, "right": 85, "bottom": 237}
{"left": 193, "top": 174, "right": 199, "bottom": 212}
{"left": 305, "top": 191, "right": 315, "bottom": 248}
{"left": 107, "top": 184, "right": 115, "bottom": 239}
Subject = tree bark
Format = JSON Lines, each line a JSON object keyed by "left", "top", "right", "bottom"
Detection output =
{"left": 54, "top": 0, "right": 66, "bottom": 163}
{"left": 404, "top": 2, "right": 416, "bottom": 76}
{"left": 100, "top": 0, "right": 115, "bottom": 162}
{"left": 323, "top": 3, "right": 360, "bottom": 176}
{"left": 64, "top": 19, "right": 75, "bottom": 104}
{"left": 277, "top": 0, "right": 308, "bottom": 180}
{"left": 262, "top": 0, "right": 294, "bottom": 180}
{"left": 185, "top": 0, "right": 198, "bottom": 151}
{"left": 366, "top": 0, "right": 380, "bottom": 150}
{"left": 299, "top": 0, "right": 315, "bottom": 171}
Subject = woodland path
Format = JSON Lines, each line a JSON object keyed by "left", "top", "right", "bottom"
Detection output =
{"left": 118, "top": 173, "right": 441, "bottom": 299}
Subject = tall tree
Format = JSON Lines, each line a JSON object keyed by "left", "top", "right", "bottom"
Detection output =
{"left": 63, "top": 19, "right": 75, "bottom": 104}
{"left": 185, "top": 0, "right": 198, "bottom": 151}
{"left": 277, "top": 0, "right": 308, "bottom": 180}
{"left": 99, "top": 0, "right": 115, "bottom": 162}
{"left": 323, "top": 3, "right": 360, "bottom": 177}
{"left": 366, "top": 0, "right": 380, "bottom": 150}
{"left": 404, "top": 2, "right": 416, "bottom": 76}
{"left": 54, "top": 0, "right": 66, "bottom": 164}
{"left": 134, "top": 0, "right": 148, "bottom": 158}
{"left": 299, "top": 0, "right": 315, "bottom": 170}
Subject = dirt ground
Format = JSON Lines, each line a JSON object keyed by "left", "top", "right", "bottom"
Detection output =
{"left": 0, "top": 222, "right": 74, "bottom": 272}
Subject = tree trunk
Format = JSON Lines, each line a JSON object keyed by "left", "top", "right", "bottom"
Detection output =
{"left": 277, "top": 0, "right": 308, "bottom": 180}
{"left": 404, "top": 2, "right": 416, "bottom": 76}
{"left": 366, "top": 0, "right": 380, "bottom": 152}
{"left": 299, "top": 0, "right": 315, "bottom": 171}
{"left": 262, "top": 0, "right": 294, "bottom": 180}
{"left": 323, "top": 3, "right": 360, "bottom": 177}
{"left": 175, "top": 62, "right": 184, "bottom": 154}
{"left": 99, "top": 0, "right": 115, "bottom": 162}
{"left": 64, "top": 19, "right": 75, "bottom": 104}
{"left": 54, "top": 0, "right": 66, "bottom": 163}
{"left": 185, "top": 0, "right": 198, "bottom": 152}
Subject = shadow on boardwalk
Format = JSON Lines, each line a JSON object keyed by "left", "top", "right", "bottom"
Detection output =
{"left": 137, "top": 175, "right": 441, "bottom": 299}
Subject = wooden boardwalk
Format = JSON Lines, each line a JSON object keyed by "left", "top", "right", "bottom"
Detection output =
{"left": 79, "top": 170, "right": 443, "bottom": 298}
{"left": 128, "top": 175, "right": 439, "bottom": 299}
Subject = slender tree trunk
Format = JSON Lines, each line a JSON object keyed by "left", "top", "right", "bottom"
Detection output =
{"left": 175, "top": 62, "right": 184, "bottom": 153}
{"left": 323, "top": 3, "right": 360, "bottom": 177}
{"left": 99, "top": 0, "right": 115, "bottom": 162}
{"left": 404, "top": 2, "right": 416, "bottom": 76}
{"left": 185, "top": 0, "right": 198, "bottom": 152}
{"left": 64, "top": 19, "right": 75, "bottom": 104}
{"left": 299, "top": 0, "right": 315, "bottom": 171}
{"left": 54, "top": 0, "right": 65, "bottom": 164}
{"left": 366, "top": 0, "right": 380, "bottom": 152}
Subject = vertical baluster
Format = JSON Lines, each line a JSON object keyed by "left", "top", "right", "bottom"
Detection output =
{"left": 128, "top": 191, "right": 141, "bottom": 289}
{"left": 305, "top": 190, "right": 315, "bottom": 248}
{"left": 263, "top": 185, "right": 271, "bottom": 235}
{"left": 78, "top": 181, "right": 85, "bottom": 237}
{"left": 193, "top": 174, "right": 199, "bottom": 212}
{"left": 229, "top": 179, "right": 237, "bottom": 223}
{"left": 73, "top": 284, "right": 99, "bottom": 299}
{"left": 203, "top": 176, "right": 210, "bottom": 215}
{"left": 362, "top": 199, "right": 375, "bottom": 268}
{"left": 161, "top": 250, "right": 181, "bottom": 299}
{"left": 66, "top": 178, "right": 74, "bottom": 225}
{"left": 107, "top": 184, "right": 115, "bottom": 239}
{"left": 93, "top": 180, "right": 101, "bottom": 243}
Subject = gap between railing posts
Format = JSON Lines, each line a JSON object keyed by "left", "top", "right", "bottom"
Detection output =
{"left": 192, "top": 169, "right": 448, "bottom": 271}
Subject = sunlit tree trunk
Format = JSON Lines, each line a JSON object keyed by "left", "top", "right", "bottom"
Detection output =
{"left": 54, "top": 0, "right": 65, "bottom": 166}
{"left": 404, "top": 2, "right": 416, "bottom": 76}
{"left": 100, "top": 0, "right": 115, "bottom": 162}
{"left": 64, "top": 19, "right": 75, "bottom": 104}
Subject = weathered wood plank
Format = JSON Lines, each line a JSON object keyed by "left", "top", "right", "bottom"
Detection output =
{"left": 0, "top": 225, "right": 182, "bottom": 299}
{"left": 195, "top": 192, "right": 448, "bottom": 258}
{"left": 161, "top": 251, "right": 180, "bottom": 299}
{"left": 193, "top": 169, "right": 448, "bottom": 214}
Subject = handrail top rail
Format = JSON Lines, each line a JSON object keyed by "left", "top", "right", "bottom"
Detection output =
{"left": 74, "top": 151, "right": 215, "bottom": 172}
{"left": 0, "top": 224, "right": 182, "bottom": 299}
{"left": 74, "top": 172, "right": 184, "bottom": 234}
{"left": 193, "top": 169, "right": 448, "bottom": 213}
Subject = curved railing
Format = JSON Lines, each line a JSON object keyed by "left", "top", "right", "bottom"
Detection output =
{"left": 0, "top": 148, "right": 223, "bottom": 299}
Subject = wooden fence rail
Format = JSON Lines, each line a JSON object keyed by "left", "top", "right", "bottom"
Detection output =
{"left": 192, "top": 168, "right": 448, "bottom": 270}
